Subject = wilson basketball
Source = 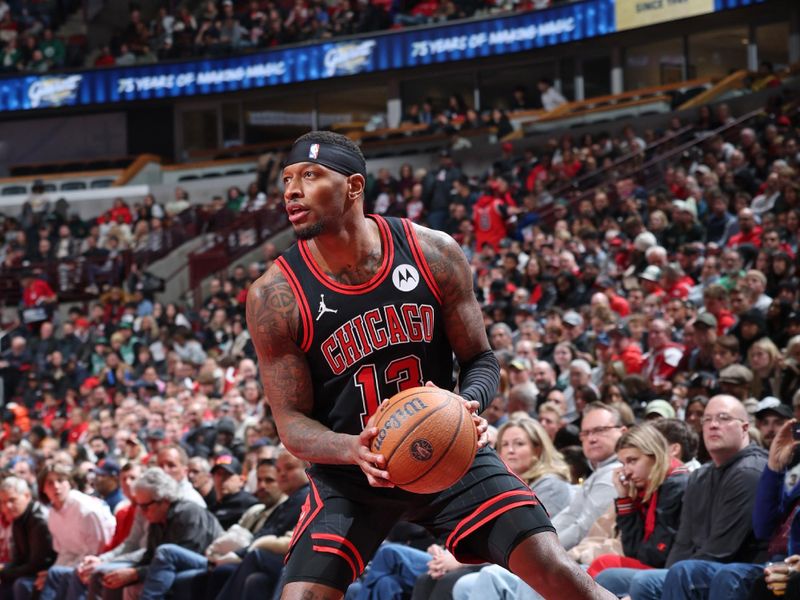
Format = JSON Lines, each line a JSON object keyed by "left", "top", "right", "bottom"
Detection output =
{"left": 370, "top": 386, "right": 477, "bottom": 494}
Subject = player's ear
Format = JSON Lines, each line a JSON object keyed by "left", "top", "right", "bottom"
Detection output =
{"left": 347, "top": 174, "right": 365, "bottom": 199}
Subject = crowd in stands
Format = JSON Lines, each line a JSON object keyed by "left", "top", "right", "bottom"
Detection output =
{"left": 0, "top": 0, "right": 553, "bottom": 74}
{"left": 0, "top": 0, "right": 81, "bottom": 72}
{"left": 0, "top": 89, "right": 799, "bottom": 599}
{"left": 0, "top": 176, "right": 282, "bottom": 304}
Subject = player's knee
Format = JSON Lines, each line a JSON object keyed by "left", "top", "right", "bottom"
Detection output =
{"left": 281, "top": 581, "right": 344, "bottom": 600}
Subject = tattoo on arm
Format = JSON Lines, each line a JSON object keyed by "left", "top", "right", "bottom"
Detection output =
{"left": 417, "top": 226, "right": 491, "bottom": 361}
{"left": 246, "top": 267, "right": 356, "bottom": 464}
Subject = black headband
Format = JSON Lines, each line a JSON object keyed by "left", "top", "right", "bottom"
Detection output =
{"left": 283, "top": 140, "right": 366, "bottom": 178}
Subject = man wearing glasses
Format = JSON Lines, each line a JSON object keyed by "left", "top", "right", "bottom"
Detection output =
{"left": 552, "top": 403, "right": 625, "bottom": 550}
{"left": 622, "top": 394, "right": 768, "bottom": 600}
{"left": 96, "top": 468, "right": 223, "bottom": 597}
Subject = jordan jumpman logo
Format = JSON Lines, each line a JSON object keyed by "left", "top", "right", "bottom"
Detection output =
{"left": 316, "top": 294, "right": 338, "bottom": 321}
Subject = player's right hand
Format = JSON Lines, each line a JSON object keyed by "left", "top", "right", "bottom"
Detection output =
{"left": 350, "top": 427, "right": 395, "bottom": 488}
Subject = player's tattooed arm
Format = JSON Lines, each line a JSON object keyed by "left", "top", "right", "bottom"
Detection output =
{"left": 415, "top": 225, "right": 499, "bottom": 427}
{"left": 246, "top": 266, "right": 355, "bottom": 465}
{"left": 415, "top": 225, "right": 492, "bottom": 362}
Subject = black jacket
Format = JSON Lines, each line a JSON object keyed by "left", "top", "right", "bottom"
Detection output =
{"left": 136, "top": 499, "right": 223, "bottom": 580}
{"left": 667, "top": 443, "right": 768, "bottom": 566}
{"left": 236, "top": 484, "right": 308, "bottom": 558}
{"left": 0, "top": 501, "right": 55, "bottom": 583}
{"left": 616, "top": 469, "right": 689, "bottom": 568}
{"left": 213, "top": 490, "right": 259, "bottom": 530}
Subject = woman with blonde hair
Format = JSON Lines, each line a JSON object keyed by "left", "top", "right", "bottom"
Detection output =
{"left": 495, "top": 416, "right": 573, "bottom": 511}
{"left": 747, "top": 337, "right": 783, "bottom": 399}
{"left": 592, "top": 423, "right": 689, "bottom": 597}
{"left": 780, "top": 334, "right": 800, "bottom": 403}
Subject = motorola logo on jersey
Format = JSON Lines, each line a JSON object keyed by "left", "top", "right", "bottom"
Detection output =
{"left": 392, "top": 264, "right": 419, "bottom": 292}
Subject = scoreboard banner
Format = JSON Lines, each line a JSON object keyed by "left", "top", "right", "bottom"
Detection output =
{"left": 0, "top": 0, "right": 763, "bottom": 113}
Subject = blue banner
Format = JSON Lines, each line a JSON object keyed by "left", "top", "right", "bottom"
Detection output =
{"left": 0, "top": 0, "right": 763, "bottom": 112}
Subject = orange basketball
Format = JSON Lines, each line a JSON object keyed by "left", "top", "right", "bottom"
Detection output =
{"left": 369, "top": 386, "right": 477, "bottom": 494}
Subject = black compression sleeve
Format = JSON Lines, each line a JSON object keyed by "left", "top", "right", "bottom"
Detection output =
{"left": 457, "top": 349, "right": 500, "bottom": 413}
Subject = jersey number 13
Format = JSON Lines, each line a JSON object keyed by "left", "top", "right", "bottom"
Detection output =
{"left": 354, "top": 355, "right": 423, "bottom": 428}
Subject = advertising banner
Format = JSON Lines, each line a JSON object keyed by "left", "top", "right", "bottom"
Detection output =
{"left": 616, "top": 0, "right": 715, "bottom": 31}
{"left": 0, "top": 0, "right": 763, "bottom": 113}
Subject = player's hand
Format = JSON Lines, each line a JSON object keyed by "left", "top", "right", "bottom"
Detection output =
{"left": 350, "top": 426, "right": 395, "bottom": 488}
{"left": 425, "top": 381, "right": 489, "bottom": 450}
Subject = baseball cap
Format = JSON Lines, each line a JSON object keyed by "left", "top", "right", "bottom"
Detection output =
{"left": 645, "top": 399, "right": 676, "bottom": 419}
{"left": 755, "top": 397, "right": 793, "bottom": 420}
{"left": 638, "top": 265, "right": 661, "bottom": 282}
{"left": 609, "top": 323, "right": 631, "bottom": 338}
{"left": 595, "top": 275, "right": 615, "bottom": 289}
{"left": 81, "top": 376, "right": 101, "bottom": 391}
{"left": 634, "top": 232, "right": 657, "bottom": 252}
{"left": 595, "top": 333, "right": 611, "bottom": 347}
{"left": 718, "top": 364, "right": 753, "bottom": 386}
{"left": 146, "top": 428, "right": 165, "bottom": 441}
{"left": 672, "top": 198, "right": 697, "bottom": 219}
{"left": 211, "top": 454, "right": 242, "bottom": 476}
{"left": 94, "top": 459, "right": 120, "bottom": 478}
{"left": 694, "top": 312, "right": 718, "bottom": 330}
{"left": 216, "top": 417, "right": 237, "bottom": 435}
{"left": 509, "top": 357, "right": 531, "bottom": 371}
{"left": 563, "top": 311, "right": 583, "bottom": 328}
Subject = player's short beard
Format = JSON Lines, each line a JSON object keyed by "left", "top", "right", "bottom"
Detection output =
{"left": 295, "top": 220, "right": 325, "bottom": 240}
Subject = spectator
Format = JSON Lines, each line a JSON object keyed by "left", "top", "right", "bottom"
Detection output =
{"left": 97, "top": 468, "right": 222, "bottom": 598}
{"left": 156, "top": 445, "right": 206, "bottom": 507}
{"left": 92, "top": 459, "right": 124, "bottom": 513}
{"left": 552, "top": 403, "right": 624, "bottom": 550}
{"left": 34, "top": 464, "right": 116, "bottom": 600}
{"left": 0, "top": 477, "right": 56, "bottom": 597}
{"left": 591, "top": 424, "right": 689, "bottom": 595}
{"left": 624, "top": 394, "right": 768, "bottom": 600}
{"left": 209, "top": 454, "right": 258, "bottom": 529}
{"left": 537, "top": 77, "right": 567, "bottom": 111}
{"left": 748, "top": 418, "right": 800, "bottom": 598}
{"left": 123, "top": 454, "right": 302, "bottom": 598}
{"left": 496, "top": 416, "right": 572, "bottom": 511}
{"left": 753, "top": 398, "right": 791, "bottom": 450}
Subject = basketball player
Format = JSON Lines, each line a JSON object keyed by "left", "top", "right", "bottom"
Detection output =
{"left": 246, "top": 131, "right": 614, "bottom": 600}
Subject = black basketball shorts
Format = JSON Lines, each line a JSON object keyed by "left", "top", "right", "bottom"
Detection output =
{"left": 282, "top": 447, "right": 555, "bottom": 592}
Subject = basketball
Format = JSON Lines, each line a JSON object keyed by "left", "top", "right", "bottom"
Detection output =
{"left": 369, "top": 386, "right": 478, "bottom": 494}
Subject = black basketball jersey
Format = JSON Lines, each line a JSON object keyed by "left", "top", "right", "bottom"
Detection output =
{"left": 276, "top": 215, "right": 455, "bottom": 436}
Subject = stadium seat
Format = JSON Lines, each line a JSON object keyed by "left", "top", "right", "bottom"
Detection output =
{"left": 1, "top": 185, "right": 27, "bottom": 195}
{"left": 90, "top": 179, "right": 115, "bottom": 188}
{"left": 60, "top": 181, "right": 87, "bottom": 191}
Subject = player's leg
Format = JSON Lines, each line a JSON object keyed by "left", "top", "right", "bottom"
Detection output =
{"left": 281, "top": 581, "right": 344, "bottom": 600}
{"left": 507, "top": 529, "right": 615, "bottom": 599}
{"left": 279, "top": 474, "right": 399, "bottom": 600}
{"left": 422, "top": 450, "right": 615, "bottom": 600}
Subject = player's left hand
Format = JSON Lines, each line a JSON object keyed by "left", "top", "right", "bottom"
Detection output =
{"left": 425, "top": 381, "right": 489, "bottom": 450}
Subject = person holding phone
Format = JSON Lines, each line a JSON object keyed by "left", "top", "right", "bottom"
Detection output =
{"left": 746, "top": 419, "right": 800, "bottom": 599}
{"left": 591, "top": 424, "right": 689, "bottom": 596}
